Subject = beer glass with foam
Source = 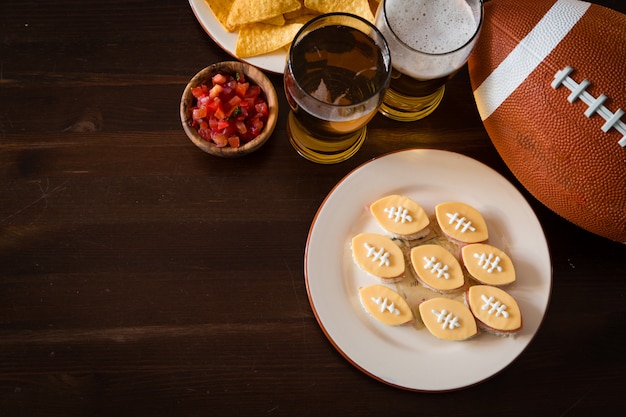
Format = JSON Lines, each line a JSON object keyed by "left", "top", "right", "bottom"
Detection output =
{"left": 284, "top": 13, "right": 391, "bottom": 164}
{"left": 375, "top": 0, "right": 483, "bottom": 121}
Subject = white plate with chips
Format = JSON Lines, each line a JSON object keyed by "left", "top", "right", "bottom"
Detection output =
{"left": 305, "top": 149, "right": 552, "bottom": 391}
{"left": 189, "top": 0, "right": 291, "bottom": 73}
{"left": 189, "top": 0, "right": 379, "bottom": 74}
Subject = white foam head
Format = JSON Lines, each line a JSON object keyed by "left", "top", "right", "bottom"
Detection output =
{"left": 376, "top": 0, "right": 482, "bottom": 79}
{"left": 387, "top": 0, "right": 479, "bottom": 54}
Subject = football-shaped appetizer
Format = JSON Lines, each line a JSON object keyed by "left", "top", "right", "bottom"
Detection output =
{"left": 351, "top": 233, "right": 406, "bottom": 283}
{"left": 419, "top": 298, "right": 478, "bottom": 341}
{"left": 468, "top": 0, "right": 626, "bottom": 243}
{"left": 359, "top": 284, "right": 413, "bottom": 326}
{"left": 410, "top": 244, "right": 465, "bottom": 293}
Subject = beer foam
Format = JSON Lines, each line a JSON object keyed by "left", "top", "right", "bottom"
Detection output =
{"left": 386, "top": 0, "right": 478, "bottom": 54}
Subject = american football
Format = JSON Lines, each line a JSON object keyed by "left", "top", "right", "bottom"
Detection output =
{"left": 468, "top": 0, "right": 626, "bottom": 242}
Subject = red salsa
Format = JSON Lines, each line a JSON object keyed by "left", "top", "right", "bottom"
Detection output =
{"left": 189, "top": 71, "right": 269, "bottom": 148}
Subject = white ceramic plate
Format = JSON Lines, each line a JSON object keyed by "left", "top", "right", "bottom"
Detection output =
{"left": 305, "top": 149, "right": 552, "bottom": 391}
{"left": 188, "top": 0, "right": 287, "bottom": 74}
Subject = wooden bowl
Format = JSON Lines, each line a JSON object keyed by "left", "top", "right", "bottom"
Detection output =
{"left": 180, "top": 61, "right": 278, "bottom": 157}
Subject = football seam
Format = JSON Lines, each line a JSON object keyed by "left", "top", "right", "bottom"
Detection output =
{"left": 552, "top": 66, "right": 626, "bottom": 147}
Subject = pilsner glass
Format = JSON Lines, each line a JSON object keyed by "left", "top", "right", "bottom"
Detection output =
{"left": 375, "top": 0, "right": 483, "bottom": 121}
{"left": 284, "top": 13, "right": 391, "bottom": 164}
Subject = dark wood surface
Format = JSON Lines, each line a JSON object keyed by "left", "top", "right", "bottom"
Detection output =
{"left": 1, "top": 1, "right": 625, "bottom": 415}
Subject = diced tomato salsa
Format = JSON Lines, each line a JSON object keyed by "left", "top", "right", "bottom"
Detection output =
{"left": 189, "top": 71, "right": 269, "bottom": 148}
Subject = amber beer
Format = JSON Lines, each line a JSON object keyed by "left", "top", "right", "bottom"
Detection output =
{"left": 375, "top": 0, "right": 483, "bottom": 121}
{"left": 284, "top": 13, "right": 391, "bottom": 164}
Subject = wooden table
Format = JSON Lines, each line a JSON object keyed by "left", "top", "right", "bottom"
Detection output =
{"left": 1, "top": 1, "right": 625, "bottom": 415}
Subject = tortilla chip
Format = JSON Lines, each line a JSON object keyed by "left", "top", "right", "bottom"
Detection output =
{"left": 227, "top": 0, "right": 301, "bottom": 27}
{"left": 262, "top": 14, "right": 286, "bottom": 26}
{"left": 235, "top": 22, "right": 303, "bottom": 58}
{"left": 205, "top": 0, "right": 236, "bottom": 32}
{"left": 283, "top": 7, "right": 319, "bottom": 20}
{"left": 285, "top": 14, "right": 319, "bottom": 26}
{"left": 304, "top": 0, "right": 375, "bottom": 22}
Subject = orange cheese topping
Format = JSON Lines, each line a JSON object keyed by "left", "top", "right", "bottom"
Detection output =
{"left": 462, "top": 243, "right": 516, "bottom": 286}
{"left": 352, "top": 233, "right": 405, "bottom": 280}
{"left": 435, "top": 202, "right": 488, "bottom": 243}
{"left": 410, "top": 244, "right": 464, "bottom": 292}
{"left": 359, "top": 284, "right": 413, "bottom": 326}
{"left": 370, "top": 195, "right": 430, "bottom": 237}
{"left": 419, "top": 298, "right": 477, "bottom": 341}
{"left": 466, "top": 285, "right": 522, "bottom": 333}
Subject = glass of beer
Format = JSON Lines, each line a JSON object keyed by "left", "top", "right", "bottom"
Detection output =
{"left": 284, "top": 13, "right": 391, "bottom": 164}
{"left": 375, "top": 0, "right": 483, "bottom": 121}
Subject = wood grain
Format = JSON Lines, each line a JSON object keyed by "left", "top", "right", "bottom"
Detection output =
{"left": 1, "top": 1, "right": 625, "bottom": 416}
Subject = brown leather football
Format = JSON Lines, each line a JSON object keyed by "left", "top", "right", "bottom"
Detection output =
{"left": 468, "top": 0, "right": 626, "bottom": 242}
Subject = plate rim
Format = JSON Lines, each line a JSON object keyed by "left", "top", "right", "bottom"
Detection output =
{"left": 304, "top": 148, "right": 553, "bottom": 392}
